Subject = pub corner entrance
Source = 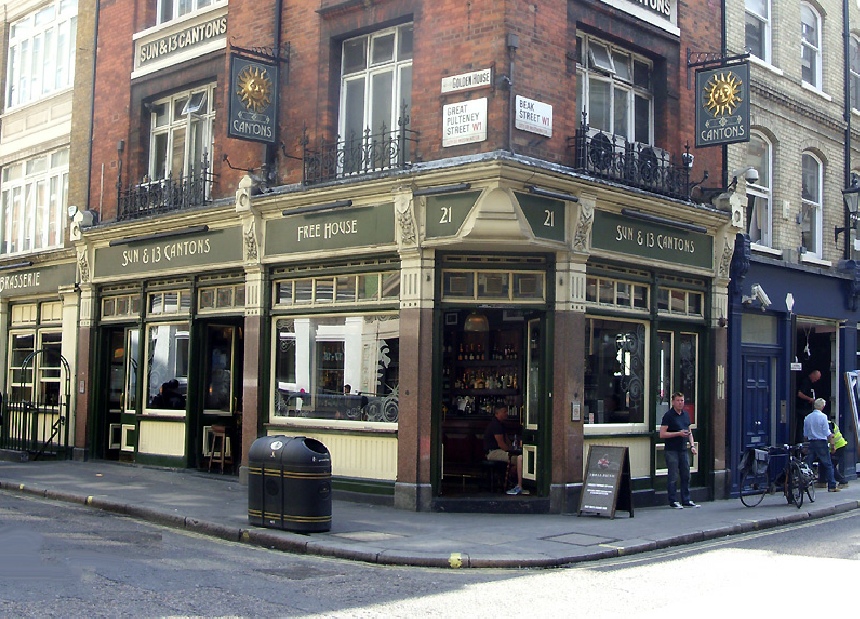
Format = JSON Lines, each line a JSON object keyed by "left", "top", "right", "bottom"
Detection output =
{"left": 437, "top": 308, "right": 546, "bottom": 502}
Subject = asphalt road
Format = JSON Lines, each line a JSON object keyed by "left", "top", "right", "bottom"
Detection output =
{"left": 1, "top": 489, "right": 857, "bottom": 617}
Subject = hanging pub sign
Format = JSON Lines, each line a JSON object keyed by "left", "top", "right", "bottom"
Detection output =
{"left": 228, "top": 55, "right": 278, "bottom": 144}
{"left": 695, "top": 61, "right": 750, "bottom": 148}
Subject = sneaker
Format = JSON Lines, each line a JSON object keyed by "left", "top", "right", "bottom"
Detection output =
{"left": 669, "top": 501, "right": 684, "bottom": 509}
{"left": 838, "top": 482, "right": 849, "bottom": 488}
{"left": 506, "top": 485, "right": 522, "bottom": 495}
{"left": 814, "top": 482, "right": 827, "bottom": 489}
{"left": 681, "top": 501, "right": 701, "bottom": 508}
{"left": 828, "top": 487, "right": 841, "bottom": 492}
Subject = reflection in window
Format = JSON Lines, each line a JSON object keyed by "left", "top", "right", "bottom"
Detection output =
{"left": 584, "top": 318, "right": 645, "bottom": 424}
{"left": 746, "top": 133, "right": 772, "bottom": 246}
{"left": 273, "top": 314, "right": 399, "bottom": 423}
{"left": 145, "top": 323, "right": 189, "bottom": 411}
{"left": 801, "top": 152, "right": 822, "bottom": 258}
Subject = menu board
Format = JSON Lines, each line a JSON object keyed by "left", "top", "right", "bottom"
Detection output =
{"left": 578, "top": 445, "right": 633, "bottom": 519}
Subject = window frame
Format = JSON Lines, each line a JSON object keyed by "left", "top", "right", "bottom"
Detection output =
{"left": 0, "top": 147, "right": 69, "bottom": 256}
{"left": 850, "top": 35, "right": 860, "bottom": 112}
{"left": 147, "top": 83, "right": 216, "bottom": 182}
{"left": 801, "top": 152, "right": 823, "bottom": 259}
{"left": 4, "top": 0, "right": 78, "bottom": 110}
{"left": 746, "top": 132, "right": 773, "bottom": 248}
{"left": 156, "top": 0, "right": 218, "bottom": 26}
{"left": 576, "top": 34, "right": 654, "bottom": 145}
{"left": 744, "top": 0, "right": 771, "bottom": 64}
{"left": 801, "top": 3, "right": 822, "bottom": 90}
{"left": 338, "top": 24, "right": 413, "bottom": 142}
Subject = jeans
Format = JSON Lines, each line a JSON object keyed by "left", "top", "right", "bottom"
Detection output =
{"left": 807, "top": 440, "right": 837, "bottom": 489}
{"left": 664, "top": 449, "right": 690, "bottom": 504}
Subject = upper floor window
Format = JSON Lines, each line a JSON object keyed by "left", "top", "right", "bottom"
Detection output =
{"left": 746, "top": 133, "right": 772, "bottom": 247}
{"left": 340, "top": 24, "right": 413, "bottom": 143}
{"left": 5, "top": 0, "right": 77, "bottom": 109}
{"left": 801, "top": 4, "right": 822, "bottom": 89}
{"left": 851, "top": 35, "right": 860, "bottom": 112}
{"left": 0, "top": 148, "right": 68, "bottom": 255}
{"left": 148, "top": 84, "right": 215, "bottom": 181}
{"left": 157, "top": 0, "right": 215, "bottom": 25}
{"left": 745, "top": 0, "right": 771, "bottom": 63}
{"left": 576, "top": 34, "right": 654, "bottom": 145}
{"left": 801, "top": 152, "right": 823, "bottom": 258}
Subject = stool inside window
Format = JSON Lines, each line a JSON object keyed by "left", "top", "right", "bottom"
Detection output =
{"left": 207, "top": 424, "right": 233, "bottom": 473}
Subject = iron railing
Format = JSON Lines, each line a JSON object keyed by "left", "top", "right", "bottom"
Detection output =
{"left": 0, "top": 350, "right": 71, "bottom": 460}
{"left": 570, "top": 120, "right": 691, "bottom": 200}
{"left": 118, "top": 154, "right": 216, "bottom": 221}
{"left": 302, "top": 111, "right": 419, "bottom": 185}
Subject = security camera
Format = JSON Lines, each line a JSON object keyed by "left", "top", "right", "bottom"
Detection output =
{"left": 743, "top": 167, "right": 759, "bottom": 184}
{"left": 751, "top": 283, "right": 771, "bottom": 308}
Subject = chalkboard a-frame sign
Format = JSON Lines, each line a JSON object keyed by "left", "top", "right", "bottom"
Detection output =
{"left": 578, "top": 445, "right": 634, "bottom": 519}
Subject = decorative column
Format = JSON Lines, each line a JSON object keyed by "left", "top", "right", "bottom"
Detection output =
{"left": 74, "top": 244, "right": 97, "bottom": 459}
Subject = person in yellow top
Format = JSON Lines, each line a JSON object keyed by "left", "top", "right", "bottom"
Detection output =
{"left": 829, "top": 418, "right": 849, "bottom": 488}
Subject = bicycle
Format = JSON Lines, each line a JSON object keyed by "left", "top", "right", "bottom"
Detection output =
{"left": 738, "top": 444, "right": 816, "bottom": 508}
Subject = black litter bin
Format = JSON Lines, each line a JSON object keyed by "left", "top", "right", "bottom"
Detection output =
{"left": 248, "top": 435, "right": 332, "bottom": 532}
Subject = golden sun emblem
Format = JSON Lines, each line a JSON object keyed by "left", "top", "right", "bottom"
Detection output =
{"left": 703, "top": 72, "right": 743, "bottom": 116}
{"left": 236, "top": 65, "right": 272, "bottom": 113}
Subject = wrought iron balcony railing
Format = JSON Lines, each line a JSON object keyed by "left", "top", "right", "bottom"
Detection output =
{"left": 302, "top": 113, "right": 419, "bottom": 186}
{"left": 570, "top": 122, "right": 691, "bottom": 201}
{"left": 117, "top": 155, "right": 216, "bottom": 221}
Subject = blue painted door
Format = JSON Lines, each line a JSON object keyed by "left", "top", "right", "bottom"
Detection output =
{"left": 742, "top": 355, "right": 771, "bottom": 447}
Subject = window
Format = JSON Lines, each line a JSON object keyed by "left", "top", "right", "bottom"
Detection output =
{"left": 584, "top": 318, "right": 646, "bottom": 424}
{"left": 157, "top": 0, "right": 216, "bottom": 25}
{"left": 145, "top": 323, "right": 189, "bottom": 413}
{"left": 5, "top": 0, "right": 77, "bottom": 109}
{"left": 273, "top": 315, "right": 399, "bottom": 423}
{"left": 0, "top": 148, "right": 69, "bottom": 255}
{"left": 745, "top": 0, "right": 770, "bottom": 63}
{"left": 746, "top": 133, "right": 772, "bottom": 247}
{"left": 148, "top": 84, "right": 215, "bottom": 181}
{"left": 340, "top": 24, "right": 413, "bottom": 169}
{"left": 851, "top": 35, "right": 860, "bottom": 111}
{"left": 576, "top": 35, "right": 653, "bottom": 144}
{"left": 801, "top": 153, "right": 823, "bottom": 258}
{"left": 801, "top": 4, "right": 822, "bottom": 89}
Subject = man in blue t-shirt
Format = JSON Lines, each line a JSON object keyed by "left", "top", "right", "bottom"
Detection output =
{"left": 659, "top": 392, "right": 699, "bottom": 509}
{"left": 484, "top": 405, "right": 527, "bottom": 495}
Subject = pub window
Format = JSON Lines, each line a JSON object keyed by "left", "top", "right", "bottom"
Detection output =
{"left": 584, "top": 318, "right": 646, "bottom": 425}
{"left": 441, "top": 270, "right": 546, "bottom": 302}
{"left": 148, "top": 290, "right": 191, "bottom": 315}
{"left": 198, "top": 283, "right": 245, "bottom": 312}
{"left": 656, "top": 287, "right": 704, "bottom": 317}
{"left": 144, "top": 323, "right": 189, "bottom": 414}
{"left": 102, "top": 293, "right": 142, "bottom": 319}
{"left": 273, "top": 271, "right": 400, "bottom": 307}
{"left": 272, "top": 314, "right": 399, "bottom": 424}
{"left": 585, "top": 276, "right": 649, "bottom": 310}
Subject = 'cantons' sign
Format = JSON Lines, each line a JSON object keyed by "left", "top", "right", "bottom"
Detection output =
{"left": 228, "top": 55, "right": 278, "bottom": 144}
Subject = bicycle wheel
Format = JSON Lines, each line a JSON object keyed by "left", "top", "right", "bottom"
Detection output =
{"left": 739, "top": 471, "right": 767, "bottom": 507}
{"left": 806, "top": 475, "right": 816, "bottom": 502}
{"left": 788, "top": 463, "right": 804, "bottom": 508}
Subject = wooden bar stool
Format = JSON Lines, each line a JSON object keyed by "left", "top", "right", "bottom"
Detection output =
{"left": 207, "top": 425, "right": 233, "bottom": 473}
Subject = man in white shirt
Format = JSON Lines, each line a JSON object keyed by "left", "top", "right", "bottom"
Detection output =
{"left": 803, "top": 398, "right": 839, "bottom": 492}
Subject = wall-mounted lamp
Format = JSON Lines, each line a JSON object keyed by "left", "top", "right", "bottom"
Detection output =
{"left": 681, "top": 152, "right": 694, "bottom": 169}
{"left": 283, "top": 200, "right": 352, "bottom": 217}
{"left": 836, "top": 182, "right": 860, "bottom": 260}
{"left": 526, "top": 185, "right": 579, "bottom": 203}
{"left": 413, "top": 183, "right": 472, "bottom": 197}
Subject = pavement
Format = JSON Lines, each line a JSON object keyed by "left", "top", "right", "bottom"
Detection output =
{"left": 1, "top": 458, "right": 858, "bottom": 569}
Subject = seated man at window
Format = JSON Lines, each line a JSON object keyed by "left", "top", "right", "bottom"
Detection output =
{"left": 483, "top": 404, "right": 527, "bottom": 495}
